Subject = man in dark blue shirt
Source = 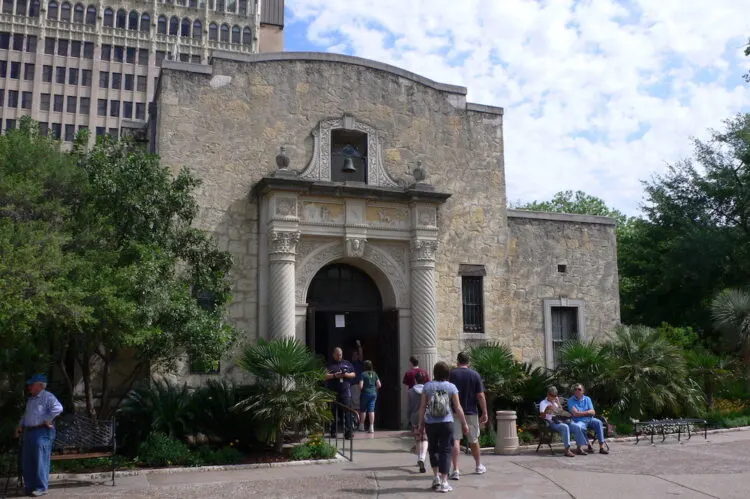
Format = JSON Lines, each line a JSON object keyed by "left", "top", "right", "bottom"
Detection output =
{"left": 448, "top": 351, "right": 488, "bottom": 479}
{"left": 326, "top": 346, "right": 356, "bottom": 439}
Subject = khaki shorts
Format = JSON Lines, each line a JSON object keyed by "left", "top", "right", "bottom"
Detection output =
{"left": 453, "top": 414, "right": 480, "bottom": 444}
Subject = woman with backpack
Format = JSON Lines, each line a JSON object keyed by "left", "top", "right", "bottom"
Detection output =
{"left": 418, "top": 361, "right": 470, "bottom": 493}
{"left": 358, "top": 360, "right": 381, "bottom": 433}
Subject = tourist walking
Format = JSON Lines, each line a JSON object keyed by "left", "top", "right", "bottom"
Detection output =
{"left": 358, "top": 360, "right": 381, "bottom": 433}
{"left": 418, "top": 361, "right": 469, "bottom": 493}
{"left": 403, "top": 356, "right": 430, "bottom": 390}
{"left": 448, "top": 351, "right": 488, "bottom": 479}
{"left": 407, "top": 371, "right": 429, "bottom": 473}
{"left": 325, "top": 347, "right": 356, "bottom": 440}
{"left": 15, "top": 373, "right": 63, "bottom": 497}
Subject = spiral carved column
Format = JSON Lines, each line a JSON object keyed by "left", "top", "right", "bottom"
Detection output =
{"left": 410, "top": 239, "right": 439, "bottom": 371}
{"left": 268, "top": 230, "right": 300, "bottom": 339}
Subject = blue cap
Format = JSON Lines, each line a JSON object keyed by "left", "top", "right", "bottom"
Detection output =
{"left": 26, "top": 374, "right": 48, "bottom": 385}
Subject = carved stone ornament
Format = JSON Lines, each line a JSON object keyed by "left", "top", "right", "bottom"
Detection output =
{"left": 298, "top": 115, "right": 400, "bottom": 187}
{"left": 276, "top": 147, "right": 291, "bottom": 169}
{"left": 269, "top": 230, "right": 300, "bottom": 255}
{"left": 410, "top": 239, "right": 439, "bottom": 261}
{"left": 345, "top": 238, "right": 367, "bottom": 258}
{"left": 275, "top": 197, "right": 297, "bottom": 217}
{"left": 413, "top": 161, "right": 428, "bottom": 182}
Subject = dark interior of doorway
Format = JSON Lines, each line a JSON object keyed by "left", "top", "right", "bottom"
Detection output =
{"left": 306, "top": 263, "right": 400, "bottom": 430}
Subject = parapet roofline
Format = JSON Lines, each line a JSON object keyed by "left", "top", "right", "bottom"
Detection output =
{"left": 161, "top": 52, "right": 504, "bottom": 116}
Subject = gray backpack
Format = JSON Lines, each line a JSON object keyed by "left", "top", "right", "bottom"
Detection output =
{"left": 427, "top": 389, "right": 451, "bottom": 418}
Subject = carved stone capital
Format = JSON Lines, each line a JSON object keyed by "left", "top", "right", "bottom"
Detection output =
{"left": 269, "top": 231, "right": 300, "bottom": 256}
{"left": 410, "top": 239, "right": 439, "bottom": 262}
{"left": 345, "top": 237, "right": 367, "bottom": 258}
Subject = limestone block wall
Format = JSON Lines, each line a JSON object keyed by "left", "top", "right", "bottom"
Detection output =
{"left": 503, "top": 210, "right": 620, "bottom": 365}
{"left": 152, "top": 53, "right": 506, "bottom": 375}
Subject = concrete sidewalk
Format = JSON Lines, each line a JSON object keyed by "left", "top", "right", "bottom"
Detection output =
{"left": 32, "top": 428, "right": 750, "bottom": 498}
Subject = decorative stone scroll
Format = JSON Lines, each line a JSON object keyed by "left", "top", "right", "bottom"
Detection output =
{"left": 410, "top": 239, "right": 439, "bottom": 262}
{"left": 345, "top": 238, "right": 367, "bottom": 258}
{"left": 298, "top": 115, "right": 400, "bottom": 188}
{"left": 269, "top": 230, "right": 300, "bottom": 258}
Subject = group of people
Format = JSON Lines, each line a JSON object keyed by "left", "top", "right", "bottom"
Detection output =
{"left": 540, "top": 383, "right": 609, "bottom": 457}
{"left": 325, "top": 345, "right": 610, "bottom": 493}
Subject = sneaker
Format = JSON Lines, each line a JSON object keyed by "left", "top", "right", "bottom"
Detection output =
{"left": 31, "top": 491, "right": 47, "bottom": 497}
{"left": 431, "top": 477, "right": 441, "bottom": 490}
{"left": 358, "top": 425, "right": 365, "bottom": 432}
{"left": 368, "top": 426, "right": 375, "bottom": 433}
{"left": 438, "top": 482, "right": 454, "bottom": 493}
{"left": 475, "top": 464, "right": 487, "bottom": 474}
{"left": 449, "top": 469, "right": 460, "bottom": 480}
{"left": 418, "top": 460, "right": 426, "bottom": 473}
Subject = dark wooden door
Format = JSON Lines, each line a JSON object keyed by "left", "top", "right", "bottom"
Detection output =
{"left": 377, "top": 309, "right": 400, "bottom": 429}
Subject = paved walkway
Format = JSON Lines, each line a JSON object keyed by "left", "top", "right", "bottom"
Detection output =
{"left": 34, "top": 429, "right": 750, "bottom": 498}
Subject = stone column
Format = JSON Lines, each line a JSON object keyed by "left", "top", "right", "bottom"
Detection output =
{"left": 410, "top": 239, "right": 439, "bottom": 371}
{"left": 268, "top": 230, "right": 300, "bottom": 339}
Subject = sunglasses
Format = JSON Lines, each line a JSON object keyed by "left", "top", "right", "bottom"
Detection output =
{"left": 576, "top": 388, "right": 583, "bottom": 391}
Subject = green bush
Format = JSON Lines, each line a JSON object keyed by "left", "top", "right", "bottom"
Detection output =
{"left": 290, "top": 434, "right": 336, "bottom": 460}
{"left": 137, "top": 432, "right": 192, "bottom": 467}
{"left": 194, "top": 445, "right": 245, "bottom": 465}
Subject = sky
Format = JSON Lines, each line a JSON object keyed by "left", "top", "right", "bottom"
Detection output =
{"left": 283, "top": 0, "right": 750, "bottom": 216}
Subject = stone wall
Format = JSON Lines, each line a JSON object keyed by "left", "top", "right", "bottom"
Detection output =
{"left": 154, "top": 53, "right": 506, "bottom": 377}
{"left": 502, "top": 210, "right": 620, "bottom": 366}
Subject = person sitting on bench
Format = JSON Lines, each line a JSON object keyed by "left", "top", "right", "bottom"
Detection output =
{"left": 568, "top": 383, "right": 609, "bottom": 455}
{"left": 539, "top": 386, "right": 581, "bottom": 457}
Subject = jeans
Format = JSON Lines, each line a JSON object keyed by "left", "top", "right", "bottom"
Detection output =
{"left": 330, "top": 393, "right": 352, "bottom": 437}
{"left": 570, "top": 418, "right": 605, "bottom": 447}
{"left": 359, "top": 393, "right": 377, "bottom": 413}
{"left": 22, "top": 427, "right": 55, "bottom": 494}
{"left": 426, "top": 422, "right": 453, "bottom": 474}
{"left": 548, "top": 421, "right": 572, "bottom": 448}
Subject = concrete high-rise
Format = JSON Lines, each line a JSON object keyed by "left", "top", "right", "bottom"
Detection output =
{"left": 0, "top": 0, "right": 284, "bottom": 142}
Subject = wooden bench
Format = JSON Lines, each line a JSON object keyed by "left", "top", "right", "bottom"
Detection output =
{"left": 534, "top": 399, "right": 610, "bottom": 454}
{"left": 50, "top": 414, "right": 117, "bottom": 486}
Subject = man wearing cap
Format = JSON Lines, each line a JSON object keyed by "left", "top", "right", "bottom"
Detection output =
{"left": 15, "top": 374, "right": 63, "bottom": 497}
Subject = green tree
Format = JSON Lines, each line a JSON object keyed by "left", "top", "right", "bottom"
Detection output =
{"left": 0, "top": 118, "right": 237, "bottom": 418}
{"left": 511, "top": 190, "right": 628, "bottom": 225}
{"left": 624, "top": 114, "right": 750, "bottom": 332}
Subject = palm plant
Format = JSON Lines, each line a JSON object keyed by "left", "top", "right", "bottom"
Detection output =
{"left": 603, "top": 325, "right": 703, "bottom": 419}
{"left": 711, "top": 288, "right": 750, "bottom": 392}
{"left": 555, "top": 339, "right": 615, "bottom": 406}
{"left": 191, "top": 379, "right": 261, "bottom": 445}
{"left": 685, "top": 348, "right": 735, "bottom": 410}
{"left": 234, "top": 338, "right": 334, "bottom": 453}
{"left": 469, "top": 342, "right": 524, "bottom": 414}
{"left": 118, "top": 378, "right": 194, "bottom": 450}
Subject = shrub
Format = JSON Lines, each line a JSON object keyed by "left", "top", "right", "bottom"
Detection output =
{"left": 194, "top": 445, "right": 244, "bottom": 465}
{"left": 290, "top": 434, "right": 336, "bottom": 460}
{"left": 118, "top": 379, "right": 194, "bottom": 455}
{"left": 604, "top": 325, "right": 704, "bottom": 419}
{"left": 137, "top": 432, "right": 192, "bottom": 468}
{"left": 234, "top": 339, "right": 334, "bottom": 452}
{"left": 555, "top": 340, "right": 614, "bottom": 406}
{"left": 190, "top": 380, "right": 262, "bottom": 446}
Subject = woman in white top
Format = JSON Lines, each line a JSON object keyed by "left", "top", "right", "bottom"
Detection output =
{"left": 539, "top": 386, "right": 579, "bottom": 458}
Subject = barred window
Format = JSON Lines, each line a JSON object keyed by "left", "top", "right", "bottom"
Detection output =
{"left": 550, "top": 307, "right": 579, "bottom": 368}
{"left": 459, "top": 265, "right": 485, "bottom": 333}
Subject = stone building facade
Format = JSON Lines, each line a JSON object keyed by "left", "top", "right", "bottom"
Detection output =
{"left": 150, "top": 52, "right": 620, "bottom": 428}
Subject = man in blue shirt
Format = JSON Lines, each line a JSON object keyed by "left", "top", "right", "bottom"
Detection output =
{"left": 15, "top": 373, "right": 64, "bottom": 496}
{"left": 325, "top": 347, "right": 356, "bottom": 440}
{"left": 448, "top": 352, "right": 488, "bottom": 479}
{"left": 567, "top": 383, "right": 609, "bottom": 454}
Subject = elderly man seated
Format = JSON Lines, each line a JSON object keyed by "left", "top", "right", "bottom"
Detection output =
{"left": 567, "top": 383, "right": 609, "bottom": 455}
{"left": 539, "top": 386, "right": 582, "bottom": 457}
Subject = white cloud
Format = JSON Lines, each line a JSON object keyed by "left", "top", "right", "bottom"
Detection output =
{"left": 287, "top": 0, "right": 750, "bottom": 214}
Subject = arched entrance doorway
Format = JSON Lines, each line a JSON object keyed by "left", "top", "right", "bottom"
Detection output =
{"left": 306, "top": 263, "right": 400, "bottom": 429}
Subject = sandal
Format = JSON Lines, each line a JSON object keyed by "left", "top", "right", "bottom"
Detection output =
{"left": 564, "top": 449, "right": 576, "bottom": 458}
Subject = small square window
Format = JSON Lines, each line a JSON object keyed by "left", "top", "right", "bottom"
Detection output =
{"left": 21, "top": 91, "right": 32, "bottom": 109}
{"left": 79, "top": 97, "right": 90, "bottom": 115}
{"left": 66, "top": 95, "right": 76, "bottom": 113}
{"left": 44, "top": 37, "right": 55, "bottom": 55}
{"left": 81, "top": 69, "right": 92, "bottom": 86}
{"left": 42, "top": 65, "right": 53, "bottom": 82}
{"left": 56, "top": 67, "right": 66, "bottom": 84}
{"left": 124, "top": 74, "right": 134, "bottom": 91}
{"left": 68, "top": 68, "right": 78, "bottom": 85}
{"left": 111, "top": 72, "right": 121, "bottom": 89}
{"left": 40, "top": 93, "right": 51, "bottom": 111}
{"left": 97, "top": 99, "right": 107, "bottom": 116}
{"left": 53, "top": 94, "right": 63, "bottom": 112}
{"left": 70, "top": 40, "right": 81, "bottom": 58}
{"left": 110, "top": 99, "right": 119, "bottom": 117}
{"left": 83, "top": 42, "right": 94, "bottom": 58}
{"left": 557, "top": 264, "right": 567, "bottom": 273}
{"left": 10, "top": 61, "right": 20, "bottom": 79}
{"left": 99, "top": 72, "right": 109, "bottom": 88}
{"left": 24, "top": 63, "right": 34, "bottom": 80}
{"left": 101, "top": 44, "right": 111, "bottom": 61}
{"left": 57, "top": 39, "right": 68, "bottom": 56}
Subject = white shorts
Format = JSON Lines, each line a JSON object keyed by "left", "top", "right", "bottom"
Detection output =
{"left": 453, "top": 414, "right": 480, "bottom": 444}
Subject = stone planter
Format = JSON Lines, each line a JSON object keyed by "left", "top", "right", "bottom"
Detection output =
{"left": 494, "top": 410, "right": 519, "bottom": 455}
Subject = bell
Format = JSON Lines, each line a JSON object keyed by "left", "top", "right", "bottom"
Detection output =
{"left": 341, "top": 158, "right": 357, "bottom": 173}
{"left": 342, "top": 157, "right": 357, "bottom": 173}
